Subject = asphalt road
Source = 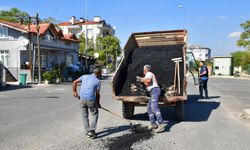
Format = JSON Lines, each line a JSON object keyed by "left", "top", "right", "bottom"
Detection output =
{"left": 0, "top": 77, "right": 250, "bottom": 150}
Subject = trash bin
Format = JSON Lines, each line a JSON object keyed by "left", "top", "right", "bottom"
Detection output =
{"left": 19, "top": 73, "right": 27, "bottom": 86}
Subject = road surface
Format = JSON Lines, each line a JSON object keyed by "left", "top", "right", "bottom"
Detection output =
{"left": 0, "top": 77, "right": 250, "bottom": 150}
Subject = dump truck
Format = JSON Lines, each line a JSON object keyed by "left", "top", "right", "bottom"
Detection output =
{"left": 111, "top": 30, "right": 198, "bottom": 121}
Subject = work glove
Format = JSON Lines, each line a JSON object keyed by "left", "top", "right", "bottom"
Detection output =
{"left": 136, "top": 76, "right": 142, "bottom": 82}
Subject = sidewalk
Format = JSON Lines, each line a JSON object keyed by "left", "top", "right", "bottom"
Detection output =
{"left": 210, "top": 75, "right": 250, "bottom": 80}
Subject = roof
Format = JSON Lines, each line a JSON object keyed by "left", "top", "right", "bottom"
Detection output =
{"left": 58, "top": 20, "right": 104, "bottom": 26}
{"left": 0, "top": 19, "right": 79, "bottom": 43}
{"left": 61, "top": 33, "right": 79, "bottom": 42}
{"left": 0, "top": 20, "right": 27, "bottom": 33}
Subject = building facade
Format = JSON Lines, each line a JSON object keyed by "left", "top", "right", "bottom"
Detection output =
{"left": 0, "top": 20, "right": 79, "bottom": 82}
{"left": 187, "top": 45, "right": 212, "bottom": 61}
{"left": 213, "top": 57, "right": 233, "bottom": 76}
{"left": 58, "top": 16, "right": 115, "bottom": 46}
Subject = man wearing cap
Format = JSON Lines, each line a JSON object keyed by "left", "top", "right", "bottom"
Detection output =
{"left": 73, "top": 68, "right": 102, "bottom": 139}
{"left": 137, "top": 65, "right": 166, "bottom": 133}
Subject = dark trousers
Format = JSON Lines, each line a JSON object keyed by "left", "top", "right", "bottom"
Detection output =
{"left": 199, "top": 80, "right": 208, "bottom": 98}
{"left": 80, "top": 100, "right": 99, "bottom": 133}
{"left": 147, "top": 87, "right": 164, "bottom": 125}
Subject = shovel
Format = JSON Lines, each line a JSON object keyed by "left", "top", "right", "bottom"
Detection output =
{"left": 75, "top": 96, "right": 144, "bottom": 132}
{"left": 100, "top": 106, "right": 138, "bottom": 131}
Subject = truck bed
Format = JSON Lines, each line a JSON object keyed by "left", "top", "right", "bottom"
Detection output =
{"left": 112, "top": 30, "right": 187, "bottom": 101}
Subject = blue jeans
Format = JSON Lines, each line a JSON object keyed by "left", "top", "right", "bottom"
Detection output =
{"left": 199, "top": 79, "right": 208, "bottom": 98}
{"left": 80, "top": 100, "right": 99, "bottom": 133}
{"left": 147, "top": 87, "right": 164, "bottom": 125}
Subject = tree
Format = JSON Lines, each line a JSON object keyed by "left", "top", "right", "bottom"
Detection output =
{"left": 242, "top": 51, "right": 250, "bottom": 71}
{"left": 0, "top": 8, "right": 29, "bottom": 24}
{"left": 42, "top": 17, "right": 59, "bottom": 24}
{"left": 237, "top": 20, "right": 250, "bottom": 50}
{"left": 231, "top": 51, "right": 245, "bottom": 67}
{"left": 79, "top": 33, "right": 86, "bottom": 55}
{"left": 96, "top": 36, "right": 121, "bottom": 69}
{"left": 79, "top": 33, "right": 95, "bottom": 55}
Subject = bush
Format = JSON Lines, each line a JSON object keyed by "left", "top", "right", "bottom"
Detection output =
{"left": 42, "top": 71, "right": 56, "bottom": 83}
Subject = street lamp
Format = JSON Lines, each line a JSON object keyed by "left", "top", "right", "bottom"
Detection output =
{"left": 178, "top": 5, "right": 190, "bottom": 44}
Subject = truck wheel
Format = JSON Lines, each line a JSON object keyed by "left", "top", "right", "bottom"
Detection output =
{"left": 175, "top": 101, "right": 185, "bottom": 121}
{"left": 122, "top": 102, "right": 134, "bottom": 119}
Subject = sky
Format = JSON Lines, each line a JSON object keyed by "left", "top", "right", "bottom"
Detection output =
{"left": 0, "top": 0, "right": 249, "bottom": 56}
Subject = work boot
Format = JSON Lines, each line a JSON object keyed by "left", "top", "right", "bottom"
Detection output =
{"left": 86, "top": 131, "right": 97, "bottom": 139}
{"left": 86, "top": 132, "right": 92, "bottom": 138}
{"left": 89, "top": 130, "right": 97, "bottom": 139}
{"left": 155, "top": 123, "right": 167, "bottom": 133}
{"left": 148, "top": 124, "right": 158, "bottom": 130}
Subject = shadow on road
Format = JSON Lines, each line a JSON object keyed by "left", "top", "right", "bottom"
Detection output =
{"left": 185, "top": 94, "right": 220, "bottom": 122}
{"left": 97, "top": 125, "right": 131, "bottom": 138}
{"left": 0, "top": 84, "right": 32, "bottom": 92}
{"left": 130, "top": 94, "right": 221, "bottom": 131}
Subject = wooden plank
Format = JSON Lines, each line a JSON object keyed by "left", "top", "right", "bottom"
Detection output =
{"left": 134, "top": 32, "right": 186, "bottom": 38}
{"left": 136, "top": 38, "right": 185, "bottom": 43}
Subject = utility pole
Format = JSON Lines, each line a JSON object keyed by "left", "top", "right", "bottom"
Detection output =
{"left": 106, "top": 49, "right": 108, "bottom": 69}
{"left": 28, "top": 16, "right": 33, "bottom": 82}
{"left": 36, "top": 13, "right": 41, "bottom": 84}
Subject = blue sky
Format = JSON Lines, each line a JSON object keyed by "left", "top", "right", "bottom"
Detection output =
{"left": 1, "top": 0, "right": 249, "bottom": 56}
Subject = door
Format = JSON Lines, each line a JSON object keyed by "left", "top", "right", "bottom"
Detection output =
{"left": 186, "top": 52, "right": 199, "bottom": 85}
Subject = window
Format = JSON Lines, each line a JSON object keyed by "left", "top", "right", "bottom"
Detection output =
{"left": 42, "top": 35, "right": 56, "bottom": 42}
{"left": 66, "top": 54, "right": 73, "bottom": 66}
{"left": 87, "top": 29, "right": 93, "bottom": 37}
{"left": 0, "top": 26, "right": 8, "bottom": 38}
{"left": 41, "top": 53, "right": 47, "bottom": 68}
{"left": 0, "top": 50, "right": 10, "bottom": 67}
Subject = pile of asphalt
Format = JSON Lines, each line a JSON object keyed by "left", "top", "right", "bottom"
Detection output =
{"left": 104, "top": 126, "right": 153, "bottom": 150}
{"left": 114, "top": 45, "right": 184, "bottom": 96}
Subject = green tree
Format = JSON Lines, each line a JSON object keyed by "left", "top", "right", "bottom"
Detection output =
{"left": 42, "top": 17, "right": 59, "bottom": 24}
{"left": 242, "top": 51, "right": 250, "bottom": 71}
{"left": 96, "top": 35, "right": 121, "bottom": 69}
{"left": 231, "top": 51, "right": 245, "bottom": 67}
{"left": 0, "top": 8, "right": 29, "bottom": 24}
{"left": 237, "top": 20, "right": 250, "bottom": 50}
{"left": 79, "top": 33, "right": 95, "bottom": 55}
{"left": 79, "top": 33, "right": 86, "bottom": 55}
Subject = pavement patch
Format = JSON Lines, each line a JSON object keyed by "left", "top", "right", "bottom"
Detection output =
{"left": 103, "top": 126, "right": 153, "bottom": 150}
{"left": 239, "top": 109, "right": 250, "bottom": 120}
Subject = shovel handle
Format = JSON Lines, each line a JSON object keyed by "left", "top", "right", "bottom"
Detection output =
{"left": 101, "top": 107, "right": 131, "bottom": 123}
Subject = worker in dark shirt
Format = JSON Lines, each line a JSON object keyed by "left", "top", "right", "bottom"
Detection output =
{"left": 199, "top": 61, "right": 209, "bottom": 99}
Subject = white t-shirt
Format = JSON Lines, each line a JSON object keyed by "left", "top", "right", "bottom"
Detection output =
{"left": 144, "top": 71, "right": 159, "bottom": 91}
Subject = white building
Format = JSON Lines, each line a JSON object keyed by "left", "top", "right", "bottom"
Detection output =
{"left": 213, "top": 57, "right": 233, "bottom": 76}
{"left": 187, "top": 45, "right": 211, "bottom": 61}
{"left": 58, "top": 16, "right": 115, "bottom": 46}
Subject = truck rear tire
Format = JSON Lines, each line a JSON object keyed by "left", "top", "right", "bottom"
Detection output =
{"left": 175, "top": 101, "right": 185, "bottom": 121}
{"left": 122, "top": 102, "right": 134, "bottom": 119}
